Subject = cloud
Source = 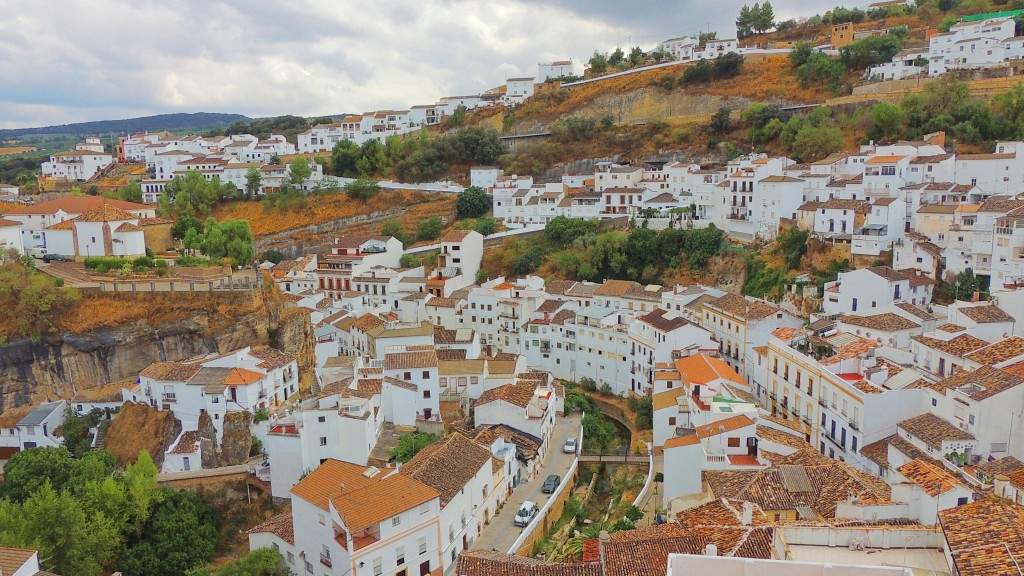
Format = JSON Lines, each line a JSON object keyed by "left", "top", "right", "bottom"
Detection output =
{"left": 0, "top": 0, "right": 836, "bottom": 129}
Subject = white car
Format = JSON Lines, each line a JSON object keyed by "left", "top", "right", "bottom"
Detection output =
{"left": 563, "top": 437, "right": 577, "bottom": 454}
{"left": 514, "top": 501, "right": 538, "bottom": 527}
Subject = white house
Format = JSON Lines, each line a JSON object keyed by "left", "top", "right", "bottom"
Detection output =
{"left": 0, "top": 219, "right": 24, "bottom": 254}
{"left": 249, "top": 459, "right": 445, "bottom": 576}
{"left": 474, "top": 380, "right": 557, "bottom": 454}
{"left": 2, "top": 196, "right": 155, "bottom": 253}
{"left": 0, "top": 401, "right": 67, "bottom": 453}
{"left": 41, "top": 141, "right": 114, "bottom": 181}
{"left": 538, "top": 60, "right": 574, "bottom": 81}
{"left": 503, "top": 78, "right": 536, "bottom": 105}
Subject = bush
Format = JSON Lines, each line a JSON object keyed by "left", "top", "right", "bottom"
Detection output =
{"left": 580, "top": 377, "right": 598, "bottom": 392}
{"left": 174, "top": 256, "right": 215, "bottom": 267}
{"left": 598, "top": 382, "right": 613, "bottom": 396}
{"left": 249, "top": 436, "right": 263, "bottom": 458}
{"left": 344, "top": 179, "right": 381, "bottom": 201}
{"left": 392, "top": 432, "right": 441, "bottom": 463}
{"left": 417, "top": 216, "right": 443, "bottom": 242}
{"left": 456, "top": 186, "right": 490, "bottom": 218}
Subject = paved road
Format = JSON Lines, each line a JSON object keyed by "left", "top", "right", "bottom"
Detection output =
{"left": 472, "top": 412, "right": 582, "bottom": 554}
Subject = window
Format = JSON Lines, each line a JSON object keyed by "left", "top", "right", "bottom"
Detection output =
{"left": 318, "top": 415, "right": 326, "bottom": 423}
{"left": 932, "top": 398, "right": 937, "bottom": 407}
{"left": 392, "top": 516, "right": 401, "bottom": 527}
{"left": 287, "top": 551, "right": 294, "bottom": 563}
{"left": 852, "top": 436, "right": 858, "bottom": 453}
{"left": 397, "top": 545, "right": 406, "bottom": 565}
{"left": 305, "top": 560, "right": 313, "bottom": 573}
{"left": 320, "top": 437, "right": 327, "bottom": 446}
{"left": 318, "top": 513, "right": 326, "bottom": 526}
{"left": 419, "top": 503, "right": 430, "bottom": 515}
{"left": 423, "top": 390, "right": 431, "bottom": 399}
{"left": 668, "top": 417, "right": 677, "bottom": 426}
{"left": 969, "top": 414, "right": 975, "bottom": 425}
{"left": 727, "top": 437, "right": 740, "bottom": 447}
{"left": 422, "top": 370, "right": 429, "bottom": 379}
{"left": 418, "top": 536, "right": 427, "bottom": 555}
{"left": 373, "top": 557, "right": 383, "bottom": 576}
{"left": 404, "top": 371, "right": 411, "bottom": 380}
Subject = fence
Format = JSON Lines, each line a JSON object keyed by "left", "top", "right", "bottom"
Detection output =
{"left": 97, "top": 276, "right": 260, "bottom": 293}
{"left": 508, "top": 416, "right": 585, "bottom": 555}
{"left": 630, "top": 444, "right": 655, "bottom": 509}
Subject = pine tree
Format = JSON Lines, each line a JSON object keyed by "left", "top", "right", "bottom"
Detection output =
{"left": 736, "top": 4, "right": 754, "bottom": 39}
{"left": 757, "top": 1, "right": 776, "bottom": 34}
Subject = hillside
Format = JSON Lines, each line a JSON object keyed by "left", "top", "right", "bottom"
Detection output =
{"left": 0, "top": 112, "right": 252, "bottom": 140}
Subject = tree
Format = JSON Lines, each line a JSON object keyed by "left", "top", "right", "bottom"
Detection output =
{"left": 1, "top": 447, "right": 78, "bottom": 502}
{"left": 870, "top": 102, "right": 907, "bottom": 141}
{"left": 952, "top": 268, "right": 982, "bottom": 300}
{"left": 449, "top": 105, "right": 467, "bottom": 129}
{"left": 737, "top": 4, "right": 755, "bottom": 38}
{"left": 380, "top": 219, "right": 413, "bottom": 246}
{"left": 118, "top": 490, "right": 218, "bottom": 576}
{"left": 608, "top": 47, "right": 625, "bottom": 66}
{"left": 582, "top": 412, "right": 617, "bottom": 453}
{"left": 200, "top": 219, "right": 254, "bottom": 266}
{"left": 588, "top": 51, "right": 609, "bottom": 74}
{"left": 709, "top": 107, "right": 732, "bottom": 136}
{"left": 171, "top": 214, "right": 204, "bottom": 240}
{"left": 392, "top": 432, "right": 440, "bottom": 463}
{"left": 544, "top": 216, "right": 597, "bottom": 246}
{"left": 698, "top": 31, "right": 718, "bottom": 46}
{"left": 262, "top": 249, "right": 285, "bottom": 264}
{"left": 456, "top": 186, "right": 490, "bottom": 218}
{"left": 344, "top": 178, "right": 380, "bottom": 201}
{"left": 417, "top": 216, "right": 443, "bottom": 241}
{"left": 776, "top": 227, "right": 809, "bottom": 270}
{"left": 123, "top": 451, "right": 163, "bottom": 540}
{"left": 0, "top": 260, "right": 79, "bottom": 339}
{"left": 287, "top": 157, "right": 312, "bottom": 189}
{"left": 186, "top": 548, "right": 289, "bottom": 576}
{"left": 115, "top": 181, "right": 143, "bottom": 203}
{"left": 59, "top": 407, "right": 93, "bottom": 457}
{"left": 755, "top": 1, "right": 775, "bottom": 33}
{"left": 474, "top": 217, "right": 497, "bottom": 236}
{"left": 331, "top": 140, "right": 362, "bottom": 177}
{"left": 840, "top": 34, "right": 903, "bottom": 70}
{"left": 244, "top": 167, "right": 262, "bottom": 197}
{"left": 22, "top": 483, "right": 120, "bottom": 576}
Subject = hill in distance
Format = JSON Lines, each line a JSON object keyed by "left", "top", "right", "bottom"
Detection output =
{"left": 0, "top": 112, "right": 253, "bottom": 140}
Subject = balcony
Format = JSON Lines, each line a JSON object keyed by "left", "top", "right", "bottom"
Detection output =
{"left": 320, "top": 554, "right": 332, "bottom": 568}
{"left": 818, "top": 398, "right": 827, "bottom": 407}
{"left": 848, "top": 420, "right": 859, "bottom": 431}
{"left": 823, "top": 431, "right": 846, "bottom": 451}
{"left": 416, "top": 412, "right": 442, "bottom": 423}
{"left": 161, "top": 393, "right": 176, "bottom": 403}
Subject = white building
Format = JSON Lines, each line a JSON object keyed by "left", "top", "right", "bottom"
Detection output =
{"left": 249, "top": 459, "right": 445, "bottom": 576}
{"left": 538, "top": 60, "right": 574, "bottom": 81}
{"left": 2, "top": 196, "right": 156, "bottom": 253}
{"left": 41, "top": 139, "right": 114, "bottom": 181}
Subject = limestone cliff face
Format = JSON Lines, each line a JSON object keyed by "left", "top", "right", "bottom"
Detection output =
{"left": 106, "top": 401, "right": 182, "bottom": 468}
{"left": 197, "top": 410, "right": 252, "bottom": 468}
{"left": 0, "top": 280, "right": 316, "bottom": 412}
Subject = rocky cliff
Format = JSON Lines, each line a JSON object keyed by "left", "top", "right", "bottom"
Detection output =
{"left": 106, "top": 401, "right": 182, "bottom": 468}
{"left": 0, "top": 278, "right": 315, "bottom": 412}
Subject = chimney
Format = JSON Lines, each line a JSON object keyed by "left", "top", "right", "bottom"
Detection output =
{"left": 741, "top": 502, "right": 753, "bottom": 526}
{"left": 705, "top": 543, "right": 718, "bottom": 556}
{"left": 598, "top": 530, "right": 611, "bottom": 572}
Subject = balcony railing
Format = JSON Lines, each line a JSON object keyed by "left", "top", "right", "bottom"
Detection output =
{"left": 848, "top": 420, "right": 859, "bottom": 431}
{"left": 161, "top": 393, "right": 176, "bottom": 403}
{"left": 320, "top": 554, "right": 332, "bottom": 568}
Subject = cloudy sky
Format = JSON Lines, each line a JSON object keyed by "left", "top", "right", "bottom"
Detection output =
{"left": 0, "top": 0, "right": 835, "bottom": 129}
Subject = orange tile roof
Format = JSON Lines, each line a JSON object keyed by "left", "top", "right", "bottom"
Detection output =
{"left": 694, "top": 414, "right": 755, "bottom": 439}
{"left": 2, "top": 196, "right": 148, "bottom": 215}
{"left": 653, "top": 388, "right": 685, "bottom": 411}
{"left": 939, "top": 497, "right": 1024, "bottom": 576}
{"left": 291, "top": 459, "right": 439, "bottom": 531}
{"left": 896, "top": 459, "right": 965, "bottom": 496}
{"left": 664, "top": 433, "right": 701, "bottom": 448}
{"left": 224, "top": 367, "right": 264, "bottom": 385}
{"left": 0, "top": 547, "right": 37, "bottom": 576}
{"left": 866, "top": 155, "right": 906, "bottom": 164}
{"left": 675, "top": 354, "right": 745, "bottom": 386}
{"left": 247, "top": 511, "right": 294, "bottom": 544}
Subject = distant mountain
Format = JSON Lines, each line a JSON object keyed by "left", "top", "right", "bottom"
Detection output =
{"left": 0, "top": 112, "right": 253, "bottom": 139}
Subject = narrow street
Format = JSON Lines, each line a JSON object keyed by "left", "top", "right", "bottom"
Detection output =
{"left": 471, "top": 411, "right": 582, "bottom": 553}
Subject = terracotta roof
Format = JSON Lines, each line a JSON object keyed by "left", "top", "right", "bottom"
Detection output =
{"left": 456, "top": 550, "right": 601, "bottom": 576}
{"left": 472, "top": 424, "right": 541, "bottom": 461}
{"left": 546, "top": 280, "right": 577, "bottom": 295}
{"left": 926, "top": 365, "right": 1023, "bottom": 401}
{"left": 937, "top": 323, "right": 966, "bottom": 333}
{"left": 597, "top": 522, "right": 774, "bottom": 576}
{"left": 975, "top": 456, "right": 1024, "bottom": 480}
{"left": 693, "top": 415, "right": 755, "bottom": 439}
{"left": 535, "top": 299, "right": 566, "bottom": 314}
{"left": 0, "top": 405, "right": 37, "bottom": 429}
{"left": 676, "top": 497, "right": 770, "bottom": 528}
{"left": 401, "top": 433, "right": 492, "bottom": 506}
{"left": 939, "top": 497, "right": 1024, "bottom": 576}
{"left": 249, "top": 346, "right": 296, "bottom": 370}
{"left": 707, "top": 293, "right": 779, "bottom": 321}
{"left": 839, "top": 313, "right": 919, "bottom": 332}
{"left": 912, "top": 333, "right": 990, "bottom": 357}
{"left": 595, "top": 279, "right": 639, "bottom": 297}
{"left": 653, "top": 388, "right": 685, "bottom": 411}
{"left": 2, "top": 196, "right": 148, "bottom": 215}
{"left": 0, "top": 547, "right": 37, "bottom": 576}
{"left": 331, "top": 235, "right": 390, "bottom": 249}
{"left": 979, "top": 195, "right": 1024, "bottom": 213}
{"left": 440, "top": 230, "right": 472, "bottom": 243}
{"left": 895, "top": 302, "right": 937, "bottom": 321}
{"left": 140, "top": 361, "right": 201, "bottom": 381}
{"left": 290, "top": 459, "right": 438, "bottom": 531}
{"left": 0, "top": 218, "right": 21, "bottom": 227}
{"left": 385, "top": 350, "right": 438, "bottom": 370}
{"left": 476, "top": 381, "right": 538, "bottom": 409}
{"left": 71, "top": 378, "right": 135, "bottom": 403}
{"left": 859, "top": 436, "right": 891, "bottom": 470}
{"left": 75, "top": 204, "right": 139, "bottom": 222}
{"left": 958, "top": 303, "right": 1015, "bottom": 324}
{"left": 638, "top": 308, "right": 689, "bottom": 332}
{"left": 966, "top": 337, "right": 1024, "bottom": 366}
{"left": 674, "top": 354, "right": 745, "bottom": 386}
{"left": 170, "top": 430, "right": 200, "bottom": 454}
{"left": 817, "top": 198, "right": 871, "bottom": 213}
{"left": 897, "top": 459, "right": 965, "bottom": 496}
{"left": 705, "top": 462, "right": 891, "bottom": 519}
{"left": 898, "top": 412, "right": 975, "bottom": 449}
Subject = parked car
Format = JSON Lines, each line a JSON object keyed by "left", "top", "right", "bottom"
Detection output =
{"left": 542, "top": 474, "right": 561, "bottom": 494}
{"left": 563, "top": 437, "right": 577, "bottom": 454}
{"left": 42, "top": 253, "right": 71, "bottom": 263}
{"left": 514, "top": 501, "right": 538, "bottom": 526}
